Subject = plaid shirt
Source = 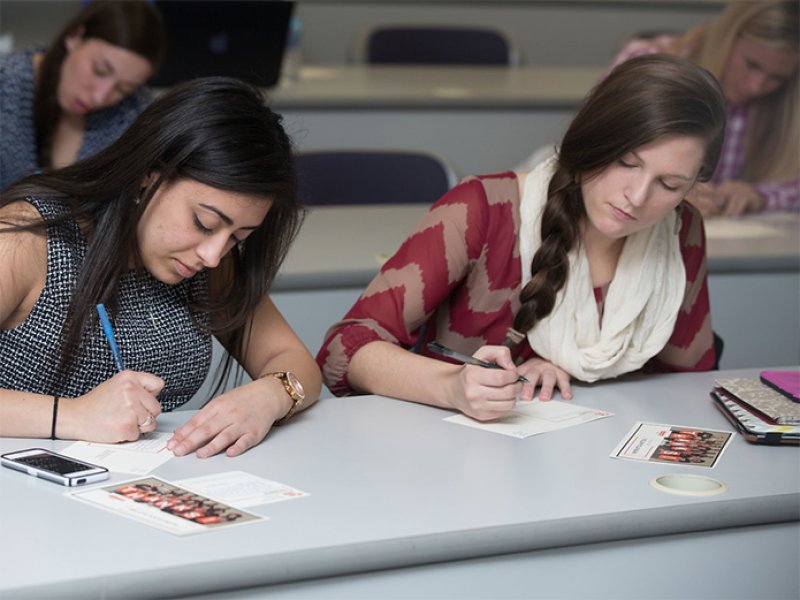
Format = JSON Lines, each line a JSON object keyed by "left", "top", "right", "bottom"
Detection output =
{"left": 610, "top": 37, "right": 799, "bottom": 211}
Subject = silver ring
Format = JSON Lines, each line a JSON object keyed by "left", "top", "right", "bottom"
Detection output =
{"left": 138, "top": 413, "right": 154, "bottom": 428}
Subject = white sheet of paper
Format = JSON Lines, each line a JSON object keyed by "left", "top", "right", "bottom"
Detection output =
{"left": 61, "top": 432, "right": 174, "bottom": 475}
{"left": 445, "top": 400, "right": 613, "bottom": 439}
{"left": 176, "top": 471, "right": 309, "bottom": 508}
{"left": 703, "top": 218, "right": 784, "bottom": 240}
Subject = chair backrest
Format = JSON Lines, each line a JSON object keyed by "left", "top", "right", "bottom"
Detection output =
{"left": 295, "top": 149, "right": 461, "bottom": 206}
{"left": 352, "top": 25, "right": 519, "bottom": 66}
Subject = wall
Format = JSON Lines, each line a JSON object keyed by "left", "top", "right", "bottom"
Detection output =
{"left": 2, "top": 1, "right": 724, "bottom": 66}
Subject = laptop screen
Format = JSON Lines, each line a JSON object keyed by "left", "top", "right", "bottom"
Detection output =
{"left": 151, "top": 1, "right": 294, "bottom": 88}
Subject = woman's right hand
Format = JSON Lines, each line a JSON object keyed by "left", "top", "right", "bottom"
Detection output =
{"left": 65, "top": 371, "right": 164, "bottom": 443}
{"left": 446, "top": 345, "right": 523, "bottom": 422}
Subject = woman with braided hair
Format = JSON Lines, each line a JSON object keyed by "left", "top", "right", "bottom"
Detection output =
{"left": 317, "top": 54, "right": 726, "bottom": 421}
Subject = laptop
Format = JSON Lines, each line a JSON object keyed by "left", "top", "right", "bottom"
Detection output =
{"left": 151, "top": 1, "right": 294, "bottom": 88}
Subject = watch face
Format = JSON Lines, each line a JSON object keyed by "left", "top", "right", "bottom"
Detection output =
{"left": 286, "top": 372, "right": 305, "bottom": 399}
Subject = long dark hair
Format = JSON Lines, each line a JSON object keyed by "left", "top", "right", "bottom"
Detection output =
{"left": 4, "top": 77, "right": 301, "bottom": 386}
{"left": 506, "top": 54, "right": 726, "bottom": 353}
{"left": 35, "top": 0, "right": 165, "bottom": 169}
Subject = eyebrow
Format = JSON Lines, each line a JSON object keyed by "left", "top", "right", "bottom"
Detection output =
{"left": 199, "top": 203, "right": 261, "bottom": 230}
{"left": 630, "top": 151, "right": 694, "bottom": 181}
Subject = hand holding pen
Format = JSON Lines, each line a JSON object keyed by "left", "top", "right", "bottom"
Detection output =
{"left": 427, "top": 341, "right": 529, "bottom": 383}
{"left": 95, "top": 304, "right": 163, "bottom": 436}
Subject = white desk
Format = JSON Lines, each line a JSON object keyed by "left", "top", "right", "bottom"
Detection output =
{"left": 263, "top": 64, "right": 602, "bottom": 175}
{"left": 1, "top": 367, "right": 798, "bottom": 599}
{"left": 268, "top": 65, "right": 603, "bottom": 110}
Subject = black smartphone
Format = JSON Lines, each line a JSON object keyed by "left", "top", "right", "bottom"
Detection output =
{"left": 1, "top": 448, "right": 109, "bottom": 486}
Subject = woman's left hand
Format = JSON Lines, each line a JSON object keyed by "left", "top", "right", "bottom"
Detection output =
{"left": 714, "top": 180, "right": 766, "bottom": 216}
{"left": 516, "top": 357, "right": 572, "bottom": 402}
{"left": 167, "top": 378, "right": 287, "bottom": 458}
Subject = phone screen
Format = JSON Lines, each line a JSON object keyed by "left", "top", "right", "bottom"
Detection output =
{"left": 10, "top": 451, "right": 99, "bottom": 475}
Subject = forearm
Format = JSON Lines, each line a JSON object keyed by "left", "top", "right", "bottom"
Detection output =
{"left": 347, "top": 340, "right": 461, "bottom": 409}
{"left": 0, "top": 390, "right": 58, "bottom": 438}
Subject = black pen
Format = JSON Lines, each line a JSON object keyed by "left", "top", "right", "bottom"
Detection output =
{"left": 427, "top": 341, "right": 529, "bottom": 384}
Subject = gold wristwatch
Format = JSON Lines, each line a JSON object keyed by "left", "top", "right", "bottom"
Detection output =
{"left": 267, "top": 371, "right": 305, "bottom": 425}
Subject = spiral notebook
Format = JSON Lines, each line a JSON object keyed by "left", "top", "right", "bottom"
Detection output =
{"left": 715, "top": 377, "right": 800, "bottom": 425}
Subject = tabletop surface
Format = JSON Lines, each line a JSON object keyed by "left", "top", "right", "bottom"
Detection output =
{"left": 266, "top": 64, "right": 604, "bottom": 110}
{"left": 1, "top": 367, "right": 798, "bottom": 599}
{"left": 274, "top": 206, "right": 800, "bottom": 290}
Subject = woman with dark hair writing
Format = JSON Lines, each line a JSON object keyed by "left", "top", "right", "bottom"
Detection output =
{"left": 0, "top": 77, "right": 321, "bottom": 457}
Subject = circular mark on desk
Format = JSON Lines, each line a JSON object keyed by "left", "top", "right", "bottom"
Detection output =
{"left": 650, "top": 474, "right": 728, "bottom": 496}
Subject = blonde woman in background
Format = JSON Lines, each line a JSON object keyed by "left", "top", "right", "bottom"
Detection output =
{"left": 607, "top": 0, "right": 799, "bottom": 216}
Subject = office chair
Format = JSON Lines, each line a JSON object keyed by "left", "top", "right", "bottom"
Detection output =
{"left": 713, "top": 332, "right": 724, "bottom": 371}
{"left": 351, "top": 25, "right": 520, "bottom": 66}
{"left": 295, "top": 149, "right": 461, "bottom": 206}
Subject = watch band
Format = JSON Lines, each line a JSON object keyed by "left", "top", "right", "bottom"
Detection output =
{"left": 267, "top": 371, "right": 304, "bottom": 425}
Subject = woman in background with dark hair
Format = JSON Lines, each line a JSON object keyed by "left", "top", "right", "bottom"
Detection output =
{"left": 1, "top": 0, "right": 165, "bottom": 191}
{"left": 0, "top": 77, "right": 321, "bottom": 457}
{"left": 318, "top": 55, "right": 726, "bottom": 422}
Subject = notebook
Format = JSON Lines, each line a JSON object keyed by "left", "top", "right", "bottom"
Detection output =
{"left": 715, "top": 378, "right": 800, "bottom": 425}
{"left": 151, "top": 1, "right": 294, "bottom": 87}
{"left": 760, "top": 370, "right": 800, "bottom": 403}
{"left": 711, "top": 387, "right": 799, "bottom": 445}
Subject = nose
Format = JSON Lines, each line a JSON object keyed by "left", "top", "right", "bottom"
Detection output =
{"left": 624, "top": 172, "right": 649, "bottom": 208}
{"left": 745, "top": 72, "right": 770, "bottom": 99}
{"left": 90, "top": 79, "right": 117, "bottom": 108}
{"left": 195, "top": 234, "right": 233, "bottom": 269}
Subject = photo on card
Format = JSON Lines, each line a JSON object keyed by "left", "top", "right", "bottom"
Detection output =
{"left": 610, "top": 422, "right": 734, "bottom": 468}
{"left": 70, "top": 476, "right": 263, "bottom": 535}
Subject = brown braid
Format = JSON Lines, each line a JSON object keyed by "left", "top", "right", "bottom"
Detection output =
{"left": 503, "top": 167, "right": 585, "bottom": 355}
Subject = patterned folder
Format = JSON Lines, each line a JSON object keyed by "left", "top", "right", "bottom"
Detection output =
{"left": 716, "top": 378, "right": 800, "bottom": 425}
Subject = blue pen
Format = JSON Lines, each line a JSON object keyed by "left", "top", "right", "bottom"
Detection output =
{"left": 96, "top": 304, "right": 125, "bottom": 371}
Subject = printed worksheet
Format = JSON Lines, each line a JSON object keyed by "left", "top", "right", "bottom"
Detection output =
{"left": 61, "top": 432, "right": 174, "bottom": 475}
{"left": 445, "top": 400, "right": 612, "bottom": 439}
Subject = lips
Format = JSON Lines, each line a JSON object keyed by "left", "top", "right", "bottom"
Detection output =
{"left": 72, "top": 99, "right": 91, "bottom": 114}
{"left": 610, "top": 205, "right": 635, "bottom": 221}
{"left": 174, "top": 259, "right": 198, "bottom": 279}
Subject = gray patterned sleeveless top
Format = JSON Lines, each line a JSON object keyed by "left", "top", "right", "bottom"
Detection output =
{"left": 0, "top": 197, "right": 212, "bottom": 411}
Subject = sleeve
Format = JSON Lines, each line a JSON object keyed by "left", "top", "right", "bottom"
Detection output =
{"left": 756, "top": 178, "right": 800, "bottom": 212}
{"left": 646, "top": 202, "right": 716, "bottom": 373}
{"left": 316, "top": 178, "right": 493, "bottom": 395}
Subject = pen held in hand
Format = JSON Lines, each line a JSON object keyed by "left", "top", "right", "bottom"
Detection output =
{"left": 96, "top": 303, "right": 125, "bottom": 371}
{"left": 427, "top": 341, "right": 529, "bottom": 384}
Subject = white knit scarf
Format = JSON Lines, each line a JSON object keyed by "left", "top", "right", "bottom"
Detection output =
{"left": 518, "top": 157, "right": 686, "bottom": 382}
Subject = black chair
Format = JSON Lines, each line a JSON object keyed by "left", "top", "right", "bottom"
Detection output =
{"left": 295, "top": 149, "right": 460, "bottom": 206}
{"left": 713, "top": 332, "right": 724, "bottom": 371}
{"left": 352, "top": 25, "right": 520, "bottom": 66}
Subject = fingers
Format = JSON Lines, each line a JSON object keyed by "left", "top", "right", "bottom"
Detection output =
{"left": 459, "top": 363, "right": 521, "bottom": 421}
{"left": 167, "top": 402, "right": 266, "bottom": 459}
{"left": 473, "top": 345, "right": 516, "bottom": 371}
{"left": 517, "top": 359, "right": 573, "bottom": 402}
